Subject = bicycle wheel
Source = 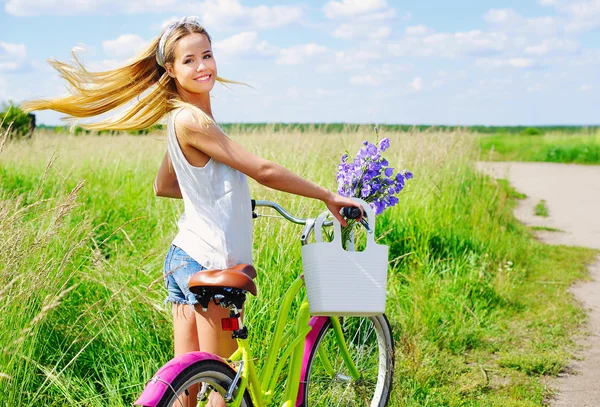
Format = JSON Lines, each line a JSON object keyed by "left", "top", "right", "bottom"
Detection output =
{"left": 303, "top": 314, "right": 394, "bottom": 407}
{"left": 156, "top": 359, "right": 252, "bottom": 407}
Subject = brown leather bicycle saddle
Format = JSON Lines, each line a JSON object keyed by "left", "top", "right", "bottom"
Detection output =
{"left": 188, "top": 264, "right": 258, "bottom": 296}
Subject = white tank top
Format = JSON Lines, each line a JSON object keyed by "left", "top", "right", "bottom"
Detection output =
{"left": 166, "top": 108, "right": 253, "bottom": 270}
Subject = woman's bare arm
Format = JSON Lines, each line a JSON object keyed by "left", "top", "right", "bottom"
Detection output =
{"left": 154, "top": 151, "right": 182, "bottom": 199}
{"left": 174, "top": 108, "right": 361, "bottom": 225}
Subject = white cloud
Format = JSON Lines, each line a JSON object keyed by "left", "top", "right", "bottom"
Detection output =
{"left": 388, "top": 37, "right": 431, "bottom": 57}
{"left": 102, "top": 34, "right": 147, "bottom": 58}
{"left": 215, "top": 31, "right": 256, "bottom": 53}
{"left": 524, "top": 38, "right": 579, "bottom": 55}
{"left": 0, "top": 42, "right": 27, "bottom": 72}
{"left": 527, "top": 83, "right": 544, "bottom": 92}
{"left": 5, "top": 0, "right": 179, "bottom": 16}
{"left": 215, "top": 32, "right": 258, "bottom": 54}
{"left": 399, "top": 12, "right": 412, "bottom": 21}
{"left": 483, "top": 8, "right": 560, "bottom": 36}
{"left": 277, "top": 43, "right": 329, "bottom": 65}
{"left": 484, "top": 8, "right": 519, "bottom": 24}
{"left": 409, "top": 76, "right": 423, "bottom": 91}
{"left": 0, "top": 69, "right": 64, "bottom": 103}
{"left": 249, "top": 5, "right": 304, "bottom": 29}
{"left": 566, "top": 49, "right": 600, "bottom": 67}
{"left": 405, "top": 25, "right": 433, "bottom": 36}
{"left": 6, "top": 0, "right": 100, "bottom": 15}
{"left": 563, "top": 0, "right": 600, "bottom": 20}
{"left": 350, "top": 75, "right": 380, "bottom": 85}
{"left": 335, "top": 50, "right": 383, "bottom": 64}
{"left": 200, "top": 1, "right": 304, "bottom": 30}
{"left": 156, "top": 16, "right": 181, "bottom": 30}
{"left": 325, "top": 0, "right": 396, "bottom": 39}
{"left": 565, "top": 19, "right": 600, "bottom": 32}
{"left": 429, "top": 31, "right": 507, "bottom": 56}
{"left": 527, "top": 16, "right": 561, "bottom": 35}
{"left": 391, "top": 30, "right": 508, "bottom": 58}
{"left": 478, "top": 77, "right": 513, "bottom": 88}
{"left": 6, "top": 0, "right": 304, "bottom": 30}
{"left": 455, "top": 88, "right": 480, "bottom": 100}
{"left": 370, "top": 26, "right": 392, "bottom": 39}
{"left": 476, "top": 57, "right": 537, "bottom": 69}
{"left": 323, "top": 0, "right": 389, "bottom": 19}
{"left": 315, "top": 88, "right": 343, "bottom": 97}
{"left": 213, "top": 31, "right": 278, "bottom": 59}
{"left": 536, "top": 0, "right": 600, "bottom": 32}
{"left": 435, "top": 70, "right": 468, "bottom": 86}
{"left": 332, "top": 23, "right": 391, "bottom": 39}
{"left": 580, "top": 84, "right": 593, "bottom": 91}
{"left": 358, "top": 8, "right": 397, "bottom": 21}
{"left": 374, "top": 63, "right": 412, "bottom": 76}
{"left": 315, "top": 50, "right": 388, "bottom": 73}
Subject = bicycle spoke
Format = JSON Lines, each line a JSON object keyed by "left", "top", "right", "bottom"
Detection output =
{"left": 152, "top": 360, "right": 251, "bottom": 407}
{"left": 303, "top": 315, "right": 394, "bottom": 407}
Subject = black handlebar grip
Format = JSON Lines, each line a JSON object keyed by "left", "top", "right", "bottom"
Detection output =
{"left": 251, "top": 199, "right": 256, "bottom": 211}
{"left": 342, "top": 206, "right": 362, "bottom": 220}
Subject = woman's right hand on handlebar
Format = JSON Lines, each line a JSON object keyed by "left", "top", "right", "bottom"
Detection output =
{"left": 323, "top": 192, "right": 363, "bottom": 227}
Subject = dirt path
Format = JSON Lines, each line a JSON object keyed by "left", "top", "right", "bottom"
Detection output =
{"left": 477, "top": 161, "right": 600, "bottom": 406}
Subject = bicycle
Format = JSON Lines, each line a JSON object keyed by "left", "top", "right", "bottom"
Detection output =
{"left": 134, "top": 200, "right": 395, "bottom": 407}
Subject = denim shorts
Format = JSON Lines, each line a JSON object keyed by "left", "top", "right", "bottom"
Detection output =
{"left": 163, "top": 244, "right": 207, "bottom": 306}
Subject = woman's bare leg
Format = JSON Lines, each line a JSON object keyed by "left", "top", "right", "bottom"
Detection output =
{"left": 194, "top": 303, "right": 239, "bottom": 407}
{"left": 171, "top": 302, "right": 240, "bottom": 406}
{"left": 172, "top": 303, "right": 200, "bottom": 406}
{"left": 194, "top": 303, "right": 238, "bottom": 357}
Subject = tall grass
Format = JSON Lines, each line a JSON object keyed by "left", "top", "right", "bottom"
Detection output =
{"left": 0, "top": 126, "right": 596, "bottom": 406}
{"left": 479, "top": 131, "right": 600, "bottom": 164}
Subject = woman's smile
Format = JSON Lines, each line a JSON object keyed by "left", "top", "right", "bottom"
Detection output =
{"left": 193, "top": 74, "right": 212, "bottom": 82}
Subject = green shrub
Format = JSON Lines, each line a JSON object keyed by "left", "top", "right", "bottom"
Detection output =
{"left": 521, "top": 127, "right": 542, "bottom": 136}
{"left": 0, "top": 102, "right": 35, "bottom": 140}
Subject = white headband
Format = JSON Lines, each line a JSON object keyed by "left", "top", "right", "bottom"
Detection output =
{"left": 156, "top": 16, "right": 202, "bottom": 68}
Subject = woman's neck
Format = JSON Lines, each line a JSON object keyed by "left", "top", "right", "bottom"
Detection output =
{"left": 177, "top": 88, "right": 213, "bottom": 119}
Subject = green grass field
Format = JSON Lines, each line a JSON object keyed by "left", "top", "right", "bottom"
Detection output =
{"left": 0, "top": 127, "right": 597, "bottom": 406}
{"left": 479, "top": 131, "right": 600, "bottom": 164}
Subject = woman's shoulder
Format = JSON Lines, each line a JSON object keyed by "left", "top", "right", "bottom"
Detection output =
{"left": 171, "top": 106, "right": 194, "bottom": 128}
{"left": 172, "top": 106, "right": 215, "bottom": 131}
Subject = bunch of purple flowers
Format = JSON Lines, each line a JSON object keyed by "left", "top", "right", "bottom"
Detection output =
{"left": 337, "top": 127, "right": 413, "bottom": 215}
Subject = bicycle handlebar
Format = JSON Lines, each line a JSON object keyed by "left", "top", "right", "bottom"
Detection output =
{"left": 252, "top": 200, "right": 308, "bottom": 224}
{"left": 251, "top": 199, "right": 367, "bottom": 246}
{"left": 251, "top": 199, "right": 361, "bottom": 225}
{"left": 341, "top": 206, "right": 363, "bottom": 220}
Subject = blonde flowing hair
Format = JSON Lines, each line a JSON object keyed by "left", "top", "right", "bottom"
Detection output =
{"left": 21, "top": 20, "right": 245, "bottom": 131}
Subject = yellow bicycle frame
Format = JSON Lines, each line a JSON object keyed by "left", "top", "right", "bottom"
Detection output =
{"left": 223, "top": 275, "right": 360, "bottom": 407}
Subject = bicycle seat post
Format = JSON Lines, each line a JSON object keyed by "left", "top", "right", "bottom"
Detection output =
{"left": 218, "top": 291, "right": 249, "bottom": 340}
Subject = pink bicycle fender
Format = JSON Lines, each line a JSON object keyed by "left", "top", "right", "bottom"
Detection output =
{"left": 134, "top": 351, "right": 225, "bottom": 407}
{"left": 296, "top": 316, "right": 328, "bottom": 407}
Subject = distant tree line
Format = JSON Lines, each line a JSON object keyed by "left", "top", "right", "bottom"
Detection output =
{"left": 2, "top": 102, "right": 599, "bottom": 138}
{"left": 1, "top": 103, "right": 163, "bottom": 138}
{"left": 38, "top": 123, "right": 164, "bottom": 136}
{"left": 215, "top": 123, "right": 600, "bottom": 135}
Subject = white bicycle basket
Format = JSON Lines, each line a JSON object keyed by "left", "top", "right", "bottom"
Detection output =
{"left": 301, "top": 197, "right": 389, "bottom": 316}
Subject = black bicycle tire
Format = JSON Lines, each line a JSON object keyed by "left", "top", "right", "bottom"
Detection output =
{"left": 156, "top": 359, "right": 253, "bottom": 407}
{"left": 303, "top": 314, "right": 394, "bottom": 407}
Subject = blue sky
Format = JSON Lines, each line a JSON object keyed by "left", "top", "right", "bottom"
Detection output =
{"left": 1, "top": 0, "right": 599, "bottom": 126}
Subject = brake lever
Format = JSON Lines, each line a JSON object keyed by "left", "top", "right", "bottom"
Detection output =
{"left": 301, "top": 218, "right": 316, "bottom": 246}
{"left": 360, "top": 218, "right": 372, "bottom": 233}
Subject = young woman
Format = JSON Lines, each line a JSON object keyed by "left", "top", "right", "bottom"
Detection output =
{"left": 23, "top": 16, "right": 361, "bottom": 406}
